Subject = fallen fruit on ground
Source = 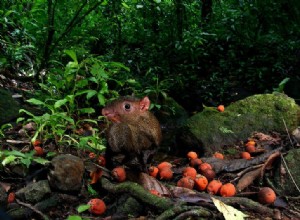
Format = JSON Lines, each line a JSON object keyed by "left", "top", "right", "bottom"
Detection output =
{"left": 199, "top": 162, "right": 213, "bottom": 173}
{"left": 34, "top": 146, "right": 44, "bottom": 156}
{"left": 194, "top": 175, "right": 208, "bottom": 191}
{"left": 111, "top": 167, "right": 126, "bottom": 182}
{"left": 157, "top": 161, "right": 172, "bottom": 171}
{"left": 182, "top": 167, "right": 197, "bottom": 180}
{"left": 7, "top": 192, "right": 15, "bottom": 203}
{"left": 258, "top": 187, "right": 276, "bottom": 204}
{"left": 213, "top": 152, "right": 224, "bottom": 159}
{"left": 97, "top": 155, "right": 106, "bottom": 166}
{"left": 148, "top": 166, "right": 159, "bottom": 178}
{"left": 88, "top": 198, "right": 106, "bottom": 215}
{"left": 217, "top": 105, "right": 225, "bottom": 112}
{"left": 240, "top": 151, "right": 251, "bottom": 160}
{"left": 149, "top": 189, "right": 161, "bottom": 196}
{"left": 246, "top": 144, "right": 256, "bottom": 153}
{"left": 190, "top": 158, "right": 203, "bottom": 167}
{"left": 207, "top": 180, "right": 223, "bottom": 195}
{"left": 159, "top": 167, "right": 173, "bottom": 180}
{"left": 220, "top": 183, "right": 236, "bottom": 197}
{"left": 201, "top": 168, "right": 215, "bottom": 181}
{"left": 177, "top": 176, "right": 194, "bottom": 189}
{"left": 187, "top": 151, "right": 198, "bottom": 160}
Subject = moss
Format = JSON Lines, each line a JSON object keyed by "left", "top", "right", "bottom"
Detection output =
{"left": 187, "top": 93, "right": 300, "bottom": 154}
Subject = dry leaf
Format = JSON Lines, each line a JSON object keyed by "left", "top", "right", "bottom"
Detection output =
{"left": 212, "top": 197, "right": 248, "bottom": 220}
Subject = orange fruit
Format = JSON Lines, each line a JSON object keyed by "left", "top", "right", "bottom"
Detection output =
{"left": 7, "top": 192, "right": 15, "bottom": 203}
{"left": 177, "top": 177, "right": 194, "bottom": 189}
{"left": 111, "top": 167, "right": 126, "bottom": 182}
{"left": 149, "top": 189, "right": 161, "bottom": 196}
{"left": 217, "top": 105, "right": 225, "bottom": 112}
{"left": 240, "top": 151, "right": 251, "bottom": 160}
{"left": 220, "top": 183, "right": 236, "bottom": 197}
{"left": 182, "top": 167, "right": 197, "bottom": 180}
{"left": 187, "top": 151, "right": 198, "bottom": 160}
{"left": 148, "top": 166, "right": 159, "bottom": 178}
{"left": 97, "top": 155, "right": 106, "bottom": 166}
{"left": 213, "top": 152, "right": 224, "bottom": 159}
{"left": 246, "top": 140, "right": 256, "bottom": 146}
{"left": 189, "top": 158, "right": 203, "bottom": 167}
{"left": 207, "top": 180, "right": 223, "bottom": 195}
{"left": 258, "top": 187, "right": 276, "bottom": 204}
{"left": 199, "top": 162, "right": 213, "bottom": 173}
{"left": 194, "top": 175, "right": 208, "bottom": 191}
{"left": 201, "top": 168, "right": 215, "bottom": 181}
{"left": 159, "top": 167, "right": 173, "bottom": 180}
{"left": 245, "top": 144, "right": 256, "bottom": 153}
{"left": 88, "top": 198, "right": 106, "bottom": 215}
{"left": 157, "top": 161, "right": 172, "bottom": 171}
{"left": 34, "top": 146, "right": 44, "bottom": 156}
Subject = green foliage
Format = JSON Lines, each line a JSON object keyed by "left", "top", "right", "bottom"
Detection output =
{"left": 0, "top": 123, "right": 12, "bottom": 138}
{"left": 1, "top": 0, "right": 299, "bottom": 112}
{"left": 0, "top": 150, "right": 49, "bottom": 169}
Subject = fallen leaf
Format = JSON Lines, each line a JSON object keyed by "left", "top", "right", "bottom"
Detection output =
{"left": 212, "top": 197, "right": 248, "bottom": 220}
{"left": 236, "top": 167, "right": 262, "bottom": 192}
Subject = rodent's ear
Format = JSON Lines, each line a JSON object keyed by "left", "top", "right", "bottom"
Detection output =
{"left": 140, "top": 96, "right": 150, "bottom": 111}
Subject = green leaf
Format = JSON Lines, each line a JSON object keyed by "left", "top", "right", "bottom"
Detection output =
{"left": 78, "top": 108, "right": 95, "bottom": 114}
{"left": 33, "top": 157, "right": 50, "bottom": 165}
{"left": 20, "top": 158, "right": 32, "bottom": 168}
{"left": 19, "top": 109, "right": 35, "bottom": 117}
{"left": 54, "top": 99, "right": 68, "bottom": 109}
{"left": 66, "top": 215, "right": 82, "bottom": 220}
{"left": 2, "top": 155, "right": 17, "bottom": 166}
{"left": 26, "top": 98, "right": 45, "bottom": 106}
{"left": 121, "top": 2, "right": 130, "bottom": 9}
{"left": 77, "top": 204, "right": 90, "bottom": 213}
{"left": 97, "top": 93, "right": 105, "bottom": 106}
{"left": 64, "top": 50, "right": 78, "bottom": 63}
{"left": 4, "top": 150, "right": 26, "bottom": 157}
{"left": 86, "top": 90, "right": 97, "bottom": 99}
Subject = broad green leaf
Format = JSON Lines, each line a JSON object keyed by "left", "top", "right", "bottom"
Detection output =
{"left": 33, "top": 157, "right": 50, "bottom": 165}
{"left": 86, "top": 90, "right": 97, "bottom": 99}
{"left": 20, "top": 158, "right": 32, "bottom": 168}
{"left": 97, "top": 93, "right": 105, "bottom": 106}
{"left": 2, "top": 155, "right": 17, "bottom": 166}
{"left": 64, "top": 50, "right": 78, "bottom": 63}
{"left": 77, "top": 204, "right": 90, "bottom": 213}
{"left": 66, "top": 215, "right": 82, "bottom": 220}
{"left": 26, "top": 98, "right": 45, "bottom": 106}
{"left": 4, "top": 150, "right": 26, "bottom": 157}
{"left": 54, "top": 99, "right": 68, "bottom": 109}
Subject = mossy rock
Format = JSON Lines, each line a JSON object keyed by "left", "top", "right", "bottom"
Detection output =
{"left": 0, "top": 88, "right": 20, "bottom": 125}
{"left": 186, "top": 93, "right": 300, "bottom": 155}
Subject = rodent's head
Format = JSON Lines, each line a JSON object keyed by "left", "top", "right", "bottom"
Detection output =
{"left": 102, "top": 96, "right": 151, "bottom": 123}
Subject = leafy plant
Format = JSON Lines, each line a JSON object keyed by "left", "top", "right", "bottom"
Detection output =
{"left": 0, "top": 123, "right": 12, "bottom": 138}
{"left": 1, "top": 150, "right": 49, "bottom": 169}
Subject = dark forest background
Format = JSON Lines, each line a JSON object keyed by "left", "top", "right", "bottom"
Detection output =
{"left": 1, "top": 0, "right": 300, "bottom": 114}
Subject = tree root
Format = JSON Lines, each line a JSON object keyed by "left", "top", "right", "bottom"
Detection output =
{"left": 100, "top": 177, "right": 175, "bottom": 212}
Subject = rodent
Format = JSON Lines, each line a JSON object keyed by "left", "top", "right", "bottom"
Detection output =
{"left": 102, "top": 96, "right": 162, "bottom": 169}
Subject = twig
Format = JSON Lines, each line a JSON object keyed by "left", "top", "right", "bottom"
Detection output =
{"left": 16, "top": 199, "right": 49, "bottom": 220}
{"left": 280, "top": 154, "right": 300, "bottom": 193}
{"left": 281, "top": 118, "right": 300, "bottom": 193}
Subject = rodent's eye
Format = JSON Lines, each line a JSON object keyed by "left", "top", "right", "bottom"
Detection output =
{"left": 124, "top": 103, "right": 131, "bottom": 111}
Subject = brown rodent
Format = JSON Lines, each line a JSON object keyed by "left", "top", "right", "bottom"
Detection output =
{"left": 102, "top": 96, "right": 162, "bottom": 168}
